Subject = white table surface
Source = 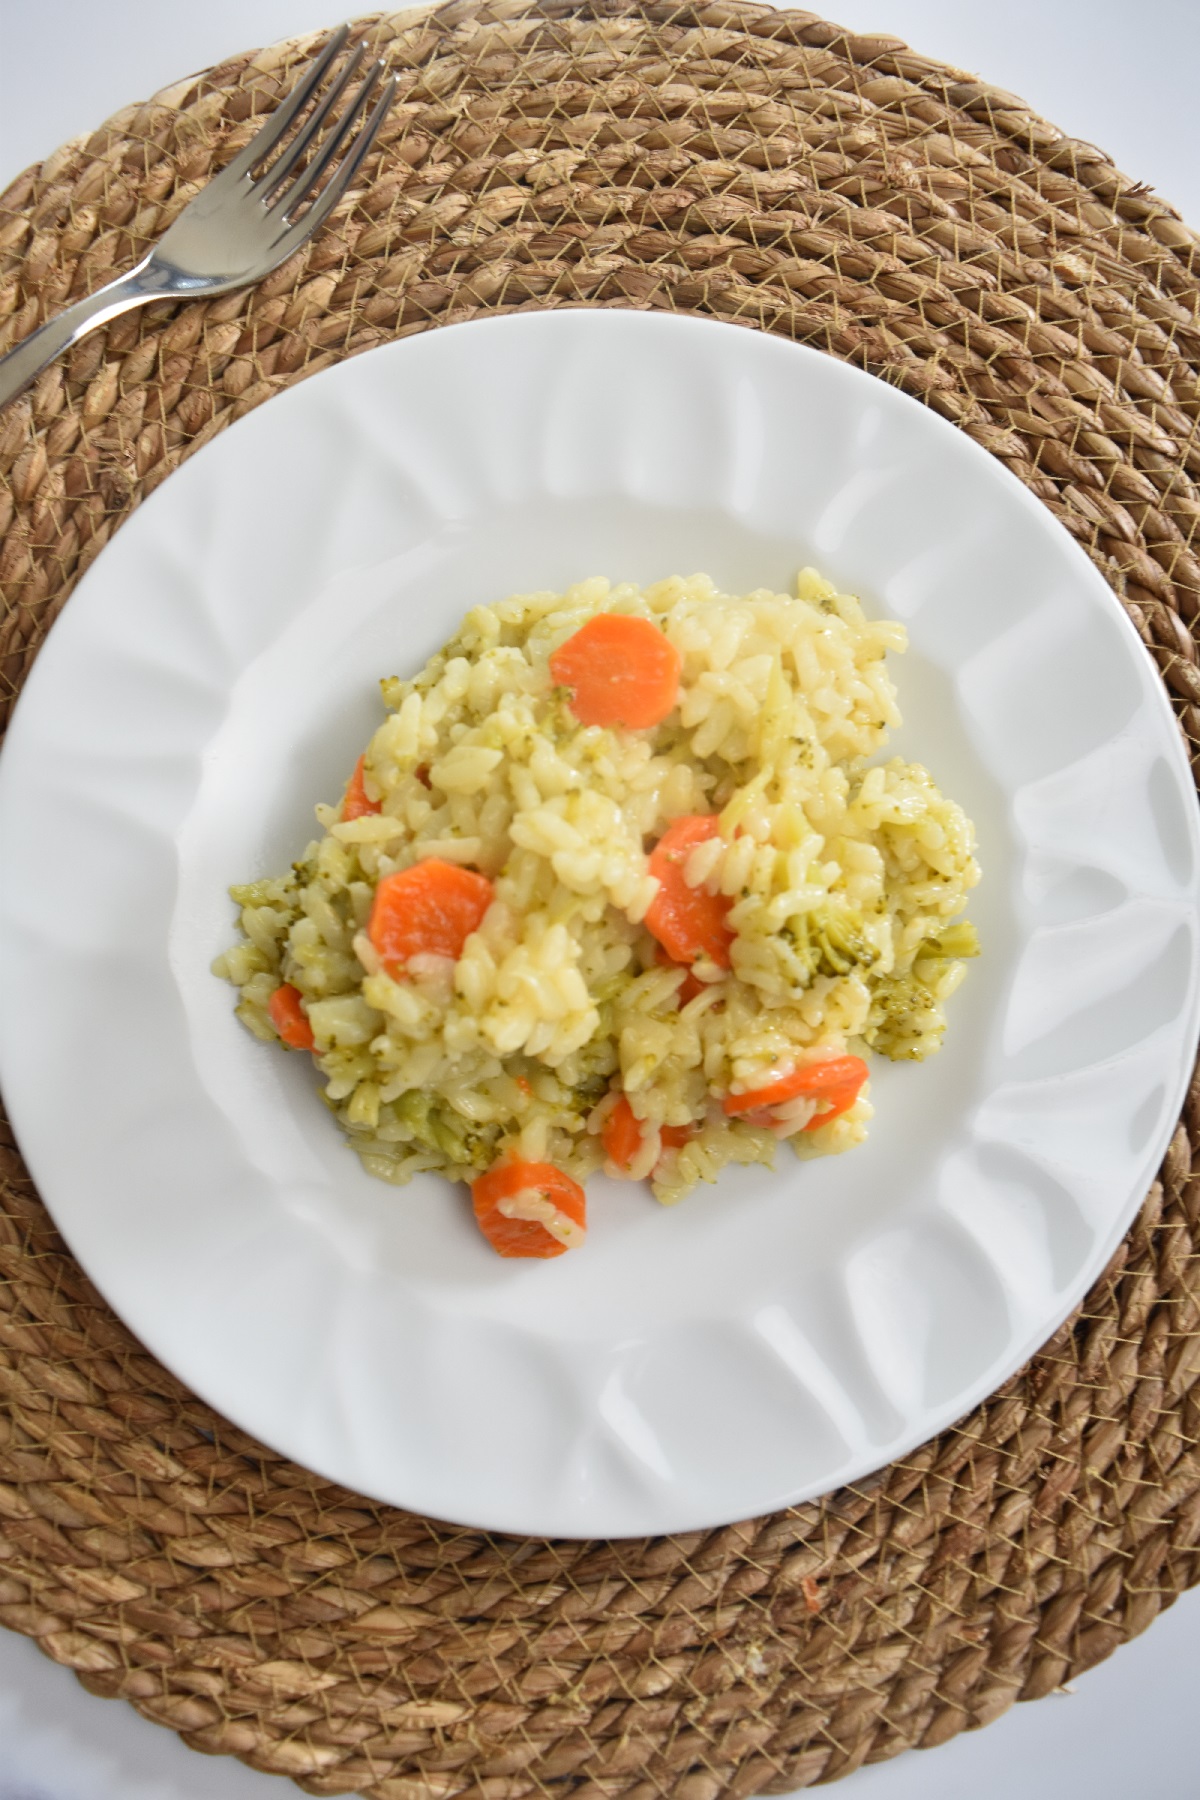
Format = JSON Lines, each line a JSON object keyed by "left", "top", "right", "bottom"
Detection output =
{"left": 1, "top": 4, "right": 1198, "bottom": 1799}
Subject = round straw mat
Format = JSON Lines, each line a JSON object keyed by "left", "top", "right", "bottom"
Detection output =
{"left": 2, "top": 4, "right": 1199, "bottom": 1795}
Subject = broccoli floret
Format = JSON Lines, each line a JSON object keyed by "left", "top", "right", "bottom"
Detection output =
{"left": 865, "top": 916, "right": 979, "bottom": 1060}
{"left": 781, "top": 901, "right": 879, "bottom": 985}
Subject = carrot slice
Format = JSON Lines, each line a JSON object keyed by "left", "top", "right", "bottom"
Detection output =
{"left": 602, "top": 1095, "right": 643, "bottom": 1172}
{"left": 472, "top": 1161, "right": 587, "bottom": 1258}
{"left": 645, "top": 815, "right": 734, "bottom": 969}
{"left": 369, "top": 859, "right": 493, "bottom": 975}
{"left": 723, "top": 1053, "right": 869, "bottom": 1128}
{"left": 549, "top": 614, "right": 681, "bottom": 729}
{"left": 602, "top": 1095, "right": 694, "bottom": 1174}
{"left": 654, "top": 943, "right": 705, "bottom": 1005}
{"left": 342, "top": 754, "right": 382, "bottom": 822}
{"left": 268, "top": 983, "right": 315, "bottom": 1052}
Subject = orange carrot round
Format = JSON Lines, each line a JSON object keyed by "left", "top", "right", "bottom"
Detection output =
{"left": 549, "top": 614, "right": 681, "bottom": 729}
{"left": 645, "top": 815, "right": 734, "bottom": 969}
{"left": 342, "top": 754, "right": 382, "bottom": 821}
{"left": 724, "top": 1053, "right": 869, "bottom": 1128}
{"left": 369, "top": 859, "right": 493, "bottom": 976}
{"left": 268, "top": 983, "right": 315, "bottom": 1052}
{"left": 602, "top": 1094, "right": 694, "bottom": 1174}
{"left": 602, "top": 1094, "right": 643, "bottom": 1172}
{"left": 471, "top": 1161, "right": 587, "bottom": 1258}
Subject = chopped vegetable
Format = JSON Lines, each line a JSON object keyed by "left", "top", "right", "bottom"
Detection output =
{"left": 645, "top": 815, "right": 734, "bottom": 968}
{"left": 390, "top": 1089, "right": 490, "bottom": 1164}
{"left": 782, "top": 901, "right": 878, "bottom": 981}
{"left": 369, "top": 859, "right": 493, "bottom": 976}
{"left": 655, "top": 943, "right": 705, "bottom": 1005}
{"left": 602, "top": 1094, "right": 643, "bottom": 1172}
{"left": 724, "top": 1053, "right": 868, "bottom": 1129}
{"left": 603, "top": 1094, "right": 693, "bottom": 1175}
{"left": 549, "top": 613, "right": 682, "bottom": 729}
{"left": 342, "top": 754, "right": 382, "bottom": 822}
{"left": 268, "top": 983, "right": 315, "bottom": 1051}
{"left": 929, "top": 921, "right": 980, "bottom": 959}
{"left": 471, "top": 1161, "right": 587, "bottom": 1258}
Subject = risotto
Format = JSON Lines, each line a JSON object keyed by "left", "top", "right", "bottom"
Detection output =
{"left": 215, "top": 570, "right": 980, "bottom": 1256}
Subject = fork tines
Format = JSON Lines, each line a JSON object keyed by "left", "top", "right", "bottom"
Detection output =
{"left": 226, "top": 25, "right": 397, "bottom": 231}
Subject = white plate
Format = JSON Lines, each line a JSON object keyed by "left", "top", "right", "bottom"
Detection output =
{"left": 0, "top": 310, "right": 1197, "bottom": 1538}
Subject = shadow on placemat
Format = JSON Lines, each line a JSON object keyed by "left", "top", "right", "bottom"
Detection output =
{"left": 1, "top": 4, "right": 1199, "bottom": 1795}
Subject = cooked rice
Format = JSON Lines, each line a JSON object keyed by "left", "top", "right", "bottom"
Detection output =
{"left": 215, "top": 570, "right": 980, "bottom": 1207}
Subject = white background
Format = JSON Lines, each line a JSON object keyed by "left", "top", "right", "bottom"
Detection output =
{"left": 1, "top": 4, "right": 1198, "bottom": 1799}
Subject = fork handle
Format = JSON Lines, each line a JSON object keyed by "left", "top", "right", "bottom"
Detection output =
{"left": 0, "top": 255, "right": 169, "bottom": 412}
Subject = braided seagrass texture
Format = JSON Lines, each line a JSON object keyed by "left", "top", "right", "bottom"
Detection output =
{"left": 2, "top": 5, "right": 1200, "bottom": 1795}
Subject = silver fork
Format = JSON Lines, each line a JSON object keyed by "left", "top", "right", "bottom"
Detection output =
{"left": 0, "top": 26, "right": 397, "bottom": 412}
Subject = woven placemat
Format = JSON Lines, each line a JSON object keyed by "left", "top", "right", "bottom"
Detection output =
{"left": 2, "top": 4, "right": 1199, "bottom": 1795}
